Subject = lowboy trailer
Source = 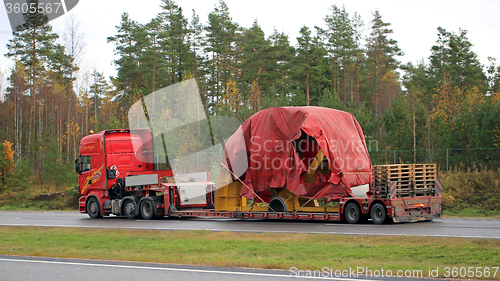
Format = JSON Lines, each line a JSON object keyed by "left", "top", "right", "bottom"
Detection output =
{"left": 76, "top": 108, "right": 442, "bottom": 224}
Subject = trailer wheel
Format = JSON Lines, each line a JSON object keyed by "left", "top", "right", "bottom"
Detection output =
{"left": 370, "top": 203, "right": 386, "bottom": 225}
{"left": 344, "top": 202, "right": 361, "bottom": 224}
{"left": 123, "top": 200, "right": 136, "bottom": 219}
{"left": 87, "top": 197, "right": 102, "bottom": 219}
{"left": 140, "top": 199, "right": 155, "bottom": 220}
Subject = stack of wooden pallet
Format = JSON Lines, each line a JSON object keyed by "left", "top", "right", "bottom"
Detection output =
{"left": 372, "top": 164, "right": 437, "bottom": 198}
{"left": 413, "top": 164, "right": 437, "bottom": 196}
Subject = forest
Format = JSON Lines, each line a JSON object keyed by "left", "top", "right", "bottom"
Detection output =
{"left": 0, "top": 0, "right": 500, "bottom": 189}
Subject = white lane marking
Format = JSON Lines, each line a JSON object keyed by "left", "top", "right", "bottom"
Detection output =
{"left": 0, "top": 223, "right": 498, "bottom": 239}
{"left": 0, "top": 258, "right": 367, "bottom": 281}
{"left": 134, "top": 220, "right": 178, "bottom": 222}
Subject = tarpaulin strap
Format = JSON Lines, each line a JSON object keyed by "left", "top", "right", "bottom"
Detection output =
{"left": 342, "top": 172, "right": 373, "bottom": 174}
{"left": 220, "top": 162, "right": 276, "bottom": 213}
{"left": 296, "top": 184, "right": 329, "bottom": 212}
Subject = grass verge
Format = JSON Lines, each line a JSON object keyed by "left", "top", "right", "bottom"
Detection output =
{"left": 0, "top": 185, "right": 78, "bottom": 211}
{"left": 0, "top": 226, "right": 499, "bottom": 279}
{"left": 443, "top": 208, "right": 500, "bottom": 219}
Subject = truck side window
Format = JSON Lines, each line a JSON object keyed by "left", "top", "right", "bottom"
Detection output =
{"left": 82, "top": 156, "right": 91, "bottom": 173}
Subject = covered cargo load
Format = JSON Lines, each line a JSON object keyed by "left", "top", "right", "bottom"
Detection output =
{"left": 221, "top": 106, "right": 373, "bottom": 202}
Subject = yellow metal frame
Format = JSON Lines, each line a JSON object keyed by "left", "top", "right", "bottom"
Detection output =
{"left": 215, "top": 150, "right": 338, "bottom": 213}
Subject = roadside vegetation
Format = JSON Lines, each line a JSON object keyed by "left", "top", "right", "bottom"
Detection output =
{"left": 441, "top": 168, "right": 500, "bottom": 218}
{"left": 0, "top": 141, "right": 78, "bottom": 211}
{"left": 0, "top": 226, "right": 499, "bottom": 279}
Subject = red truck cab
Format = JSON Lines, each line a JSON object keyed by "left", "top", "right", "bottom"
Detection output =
{"left": 76, "top": 129, "right": 173, "bottom": 218}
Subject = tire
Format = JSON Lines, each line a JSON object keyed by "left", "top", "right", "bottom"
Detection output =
{"left": 140, "top": 199, "right": 155, "bottom": 220}
{"left": 344, "top": 202, "right": 361, "bottom": 224}
{"left": 123, "top": 200, "right": 137, "bottom": 219}
{"left": 370, "top": 202, "right": 387, "bottom": 225}
{"left": 87, "top": 197, "right": 102, "bottom": 219}
{"left": 268, "top": 197, "right": 287, "bottom": 212}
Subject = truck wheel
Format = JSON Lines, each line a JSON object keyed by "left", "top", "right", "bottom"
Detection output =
{"left": 87, "top": 197, "right": 102, "bottom": 219}
{"left": 140, "top": 199, "right": 155, "bottom": 220}
{"left": 344, "top": 202, "right": 361, "bottom": 224}
{"left": 370, "top": 203, "right": 386, "bottom": 225}
{"left": 123, "top": 200, "right": 136, "bottom": 219}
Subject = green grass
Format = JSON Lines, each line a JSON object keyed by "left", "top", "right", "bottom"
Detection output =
{"left": 0, "top": 184, "right": 78, "bottom": 211}
{"left": 443, "top": 208, "right": 500, "bottom": 219}
{"left": 0, "top": 226, "right": 499, "bottom": 279}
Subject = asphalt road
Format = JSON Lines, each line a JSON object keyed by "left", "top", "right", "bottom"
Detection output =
{"left": 0, "top": 255, "right": 450, "bottom": 281}
{"left": 0, "top": 211, "right": 499, "bottom": 238}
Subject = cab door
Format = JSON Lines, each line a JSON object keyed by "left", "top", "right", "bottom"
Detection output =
{"left": 78, "top": 134, "right": 106, "bottom": 196}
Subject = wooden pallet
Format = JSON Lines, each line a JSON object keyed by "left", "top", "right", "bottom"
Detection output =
{"left": 414, "top": 192, "right": 432, "bottom": 197}
{"left": 414, "top": 164, "right": 437, "bottom": 180}
{"left": 414, "top": 182, "right": 434, "bottom": 189}
{"left": 374, "top": 165, "right": 413, "bottom": 179}
{"left": 374, "top": 164, "right": 413, "bottom": 170}
{"left": 413, "top": 164, "right": 437, "bottom": 171}
{"left": 399, "top": 193, "right": 414, "bottom": 198}
{"left": 372, "top": 164, "right": 438, "bottom": 199}
{"left": 414, "top": 186, "right": 434, "bottom": 192}
{"left": 413, "top": 163, "right": 437, "bottom": 197}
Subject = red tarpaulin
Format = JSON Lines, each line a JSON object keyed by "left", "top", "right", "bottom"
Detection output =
{"left": 222, "top": 106, "right": 373, "bottom": 202}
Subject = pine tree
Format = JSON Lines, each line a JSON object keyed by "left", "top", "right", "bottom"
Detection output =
{"left": 365, "top": 10, "right": 402, "bottom": 117}
{"left": 486, "top": 57, "right": 500, "bottom": 96}
{"left": 137, "top": 18, "right": 161, "bottom": 94}
{"left": 323, "top": 5, "right": 355, "bottom": 105}
{"left": 291, "top": 26, "right": 326, "bottom": 106}
{"left": 238, "top": 20, "right": 272, "bottom": 111}
{"left": 351, "top": 12, "right": 364, "bottom": 107}
{"left": 187, "top": 9, "right": 204, "bottom": 80}
{"left": 204, "top": 0, "right": 239, "bottom": 113}
{"left": 107, "top": 13, "right": 141, "bottom": 94}
{"left": 429, "top": 27, "right": 486, "bottom": 92}
{"left": 89, "top": 70, "right": 108, "bottom": 131}
{"left": 267, "top": 30, "right": 294, "bottom": 94}
{"left": 157, "top": 0, "right": 193, "bottom": 85}
{"left": 5, "top": 0, "right": 61, "bottom": 152}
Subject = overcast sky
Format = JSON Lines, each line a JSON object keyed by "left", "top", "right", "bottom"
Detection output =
{"left": 1, "top": 0, "right": 499, "bottom": 90}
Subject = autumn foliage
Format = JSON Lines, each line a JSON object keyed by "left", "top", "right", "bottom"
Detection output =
{"left": 0, "top": 141, "right": 15, "bottom": 185}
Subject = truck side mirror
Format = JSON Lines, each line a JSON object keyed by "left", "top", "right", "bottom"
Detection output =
{"left": 74, "top": 158, "right": 82, "bottom": 174}
{"left": 75, "top": 163, "right": 82, "bottom": 174}
{"left": 107, "top": 169, "right": 116, "bottom": 179}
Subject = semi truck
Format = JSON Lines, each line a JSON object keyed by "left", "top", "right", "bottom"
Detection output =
{"left": 75, "top": 107, "right": 442, "bottom": 224}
